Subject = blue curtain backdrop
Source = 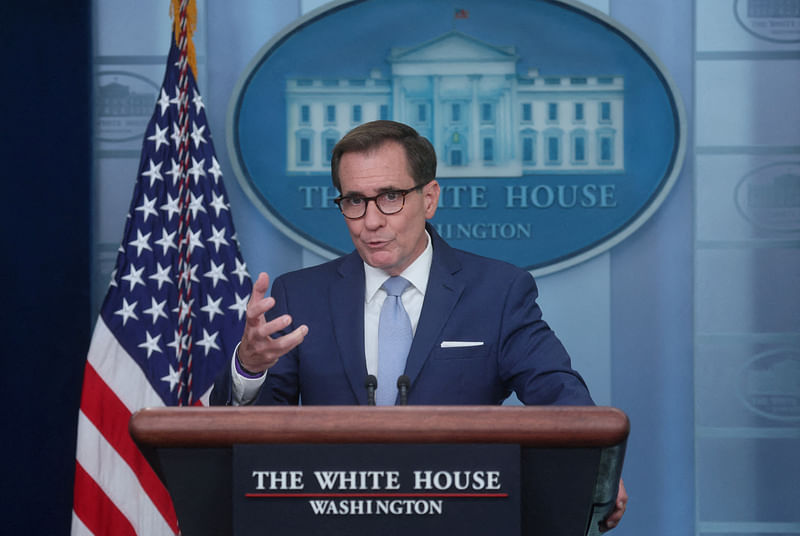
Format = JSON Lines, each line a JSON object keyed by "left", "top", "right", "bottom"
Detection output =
{"left": 0, "top": 2, "right": 91, "bottom": 534}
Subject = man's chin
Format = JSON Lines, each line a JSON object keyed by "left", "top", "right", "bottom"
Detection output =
{"left": 361, "top": 251, "right": 397, "bottom": 273}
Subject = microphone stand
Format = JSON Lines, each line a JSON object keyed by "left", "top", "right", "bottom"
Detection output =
{"left": 365, "top": 375, "right": 377, "bottom": 406}
{"left": 397, "top": 375, "right": 410, "bottom": 406}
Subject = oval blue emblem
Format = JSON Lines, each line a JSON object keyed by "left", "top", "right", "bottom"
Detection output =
{"left": 96, "top": 71, "right": 159, "bottom": 143}
{"left": 229, "top": 0, "right": 686, "bottom": 274}
{"left": 734, "top": 0, "right": 800, "bottom": 44}
{"left": 738, "top": 349, "right": 800, "bottom": 421}
{"left": 735, "top": 162, "right": 800, "bottom": 232}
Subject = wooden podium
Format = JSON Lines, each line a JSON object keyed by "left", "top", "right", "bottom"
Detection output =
{"left": 130, "top": 406, "right": 628, "bottom": 536}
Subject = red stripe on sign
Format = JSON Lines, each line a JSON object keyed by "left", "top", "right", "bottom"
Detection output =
{"left": 79, "top": 362, "right": 179, "bottom": 533}
{"left": 246, "top": 492, "right": 510, "bottom": 498}
{"left": 73, "top": 461, "right": 137, "bottom": 536}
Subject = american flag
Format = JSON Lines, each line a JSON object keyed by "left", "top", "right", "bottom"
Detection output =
{"left": 71, "top": 7, "right": 251, "bottom": 535}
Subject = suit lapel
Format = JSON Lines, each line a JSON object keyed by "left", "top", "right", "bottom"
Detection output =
{"left": 404, "top": 229, "right": 464, "bottom": 385}
{"left": 330, "top": 252, "right": 369, "bottom": 404}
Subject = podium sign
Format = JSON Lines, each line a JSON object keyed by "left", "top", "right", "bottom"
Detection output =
{"left": 233, "top": 443, "right": 520, "bottom": 536}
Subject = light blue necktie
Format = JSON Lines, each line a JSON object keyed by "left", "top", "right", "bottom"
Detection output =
{"left": 377, "top": 276, "right": 412, "bottom": 406}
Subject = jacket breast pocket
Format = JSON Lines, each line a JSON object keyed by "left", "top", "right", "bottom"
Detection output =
{"left": 433, "top": 344, "right": 488, "bottom": 360}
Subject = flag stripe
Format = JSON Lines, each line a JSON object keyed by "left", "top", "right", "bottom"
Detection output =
{"left": 73, "top": 462, "right": 137, "bottom": 536}
{"left": 88, "top": 317, "right": 164, "bottom": 412}
{"left": 70, "top": 510, "right": 93, "bottom": 536}
{"left": 79, "top": 360, "right": 179, "bottom": 532}
{"left": 75, "top": 412, "right": 176, "bottom": 535}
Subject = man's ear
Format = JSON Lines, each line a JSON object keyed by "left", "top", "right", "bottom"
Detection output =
{"left": 424, "top": 180, "right": 440, "bottom": 219}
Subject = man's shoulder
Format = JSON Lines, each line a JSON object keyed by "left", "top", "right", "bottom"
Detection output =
{"left": 273, "top": 252, "right": 357, "bottom": 286}
{"left": 434, "top": 232, "right": 529, "bottom": 278}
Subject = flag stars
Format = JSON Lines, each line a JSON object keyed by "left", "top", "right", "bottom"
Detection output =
{"left": 196, "top": 329, "right": 221, "bottom": 356}
{"left": 208, "top": 156, "right": 223, "bottom": 184}
{"left": 186, "top": 228, "right": 204, "bottom": 255}
{"left": 128, "top": 229, "right": 152, "bottom": 257}
{"left": 121, "top": 264, "right": 145, "bottom": 291}
{"left": 188, "top": 157, "right": 206, "bottom": 184}
{"left": 209, "top": 191, "right": 228, "bottom": 218}
{"left": 135, "top": 194, "right": 159, "bottom": 223}
{"left": 95, "top": 51, "right": 252, "bottom": 406}
{"left": 192, "top": 88, "right": 205, "bottom": 114}
{"left": 165, "top": 158, "right": 182, "bottom": 185}
{"left": 173, "top": 297, "right": 196, "bottom": 324}
{"left": 114, "top": 298, "right": 139, "bottom": 326}
{"left": 188, "top": 192, "right": 207, "bottom": 219}
{"left": 167, "top": 329, "right": 189, "bottom": 357}
{"left": 186, "top": 263, "right": 201, "bottom": 284}
{"left": 201, "top": 295, "right": 224, "bottom": 322}
{"left": 147, "top": 123, "right": 169, "bottom": 151}
{"left": 207, "top": 225, "right": 230, "bottom": 252}
{"left": 141, "top": 159, "right": 164, "bottom": 187}
{"left": 154, "top": 228, "right": 177, "bottom": 256}
{"left": 149, "top": 262, "right": 173, "bottom": 290}
{"left": 190, "top": 121, "right": 207, "bottom": 148}
{"left": 170, "top": 121, "right": 183, "bottom": 150}
{"left": 204, "top": 260, "right": 229, "bottom": 288}
{"left": 169, "top": 85, "right": 182, "bottom": 108}
{"left": 178, "top": 264, "right": 200, "bottom": 287}
{"left": 229, "top": 292, "right": 249, "bottom": 321}
{"left": 160, "top": 193, "right": 181, "bottom": 221}
{"left": 232, "top": 258, "right": 249, "bottom": 285}
{"left": 161, "top": 364, "right": 182, "bottom": 392}
{"left": 157, "top": 88, "right": 171, "bottom": 116}
{"left": 143, "top": 297, "right": 168, "bottom": 324}
{"left": 138, "top": 331, "right": 163, "bottom": 358}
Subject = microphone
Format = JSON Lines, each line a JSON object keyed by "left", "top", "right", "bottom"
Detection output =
{"left": 397, "top": 375, "right": 410, "bottom": 406}
{"left": 365, "top": 375, "right": 377, "bottom": 406}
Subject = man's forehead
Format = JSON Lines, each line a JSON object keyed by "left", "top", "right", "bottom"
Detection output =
{"left": 338, "top": 142, "right": 414, "bottom": 193}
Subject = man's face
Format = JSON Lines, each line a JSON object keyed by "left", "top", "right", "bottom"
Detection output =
{"left": 337, "top": 141, "right": 439, "bottom": 276}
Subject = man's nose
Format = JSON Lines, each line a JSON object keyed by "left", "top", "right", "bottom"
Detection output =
{"left": 362, "top": 199, "right": 385, "bottom": 229}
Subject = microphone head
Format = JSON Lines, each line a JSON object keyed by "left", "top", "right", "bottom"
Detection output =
{"left": 365, "top": 374, "right": 378, "bottom": 389}
{"left": 397, "top": 374, "right": 410, "bottom": 389}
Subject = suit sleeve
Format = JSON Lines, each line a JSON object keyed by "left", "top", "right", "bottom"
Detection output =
{"left": 252, "top": 275, "right": 301, "bottom": 405}
{"left": 209, "top": 356, "right": 235, "bottom": 405}
{"left": 499, "top": 270, "right": 594, "bottom": 406}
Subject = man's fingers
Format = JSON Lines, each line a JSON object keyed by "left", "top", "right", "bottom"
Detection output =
{"left": 248, "top": 272, "right": 270, "bottom": 307}
{"left": 253, "top": 316, "right": 307, "bottom": 346}
{"left": 266, "top": 324, "right": 309, "bottom": 355}
{"left": 600, "top": 479, "right": 627, "bottom": 531}
{"left": 242, "top": 324, "right": 309, "bottom": 369}
{"left": 262, "top": 312, "right": 293, "bottom": 336}
{"left": 246, "top": 295, "right": 276, "bottom": 324}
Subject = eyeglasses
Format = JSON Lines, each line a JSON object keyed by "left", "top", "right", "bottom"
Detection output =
{"left": 334, "top": 185, "right": 424, "bottom": 219}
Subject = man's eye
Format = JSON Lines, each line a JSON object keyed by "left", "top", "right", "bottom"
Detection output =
{"left": 383, "top": 191, "right": 401, "bottom": 202}
{"left": 347, "top": 197, "right": 364, "bottom": 206}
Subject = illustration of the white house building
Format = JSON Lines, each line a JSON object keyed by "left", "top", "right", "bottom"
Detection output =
{"left": 286, "top": 31, "right": 624, "bottom": 177}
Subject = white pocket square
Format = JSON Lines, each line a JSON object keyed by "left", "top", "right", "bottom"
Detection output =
{"left": 440, "top": 341, "right": 484, "bottom": 348}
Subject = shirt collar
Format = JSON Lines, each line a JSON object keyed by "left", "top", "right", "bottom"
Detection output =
{"left": 364, "top": 231, "right": 433, "bottom": 303}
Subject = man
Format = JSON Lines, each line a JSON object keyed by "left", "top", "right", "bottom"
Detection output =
{"left": 211, "top": 120, "right": 626, "bottom": 529}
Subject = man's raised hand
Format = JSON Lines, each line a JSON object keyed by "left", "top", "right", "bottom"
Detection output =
{"left": 238, "top": 272, "right": 308, "bottom": 373}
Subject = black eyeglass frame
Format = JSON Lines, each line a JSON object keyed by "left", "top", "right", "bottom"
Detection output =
{"left": 333, "top": 184, "right": 426, "bottom": 219}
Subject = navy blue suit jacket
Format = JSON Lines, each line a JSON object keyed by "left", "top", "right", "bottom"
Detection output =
{"left": 210, "top": 226, "right": 593, "bottom": 406}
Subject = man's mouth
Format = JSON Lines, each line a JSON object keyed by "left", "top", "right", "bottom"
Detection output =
{"left": 364, "top": 237, "right": 391, "bottom": 248}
